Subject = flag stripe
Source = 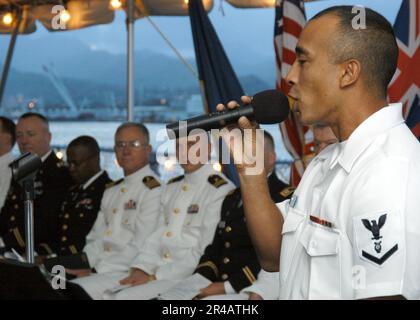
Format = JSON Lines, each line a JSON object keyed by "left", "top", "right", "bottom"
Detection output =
{"left": 275, "top": 0, "right": 309, "bottom": 186}
{"left": 388, "top": 0, "right": 420, "bottom": 142}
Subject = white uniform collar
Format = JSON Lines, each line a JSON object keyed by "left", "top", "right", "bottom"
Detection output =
{"left": 184, "top": 164, "right": 214, "bottom": 184}
{"left": 41, "top": 149, "right": 53, "bottom": 162}
{"left": 82, "top": 170, "right": 105, "bottom": 190}
{"left": 124, "top": 164, "right": 152, "bottom": 184}
{"left": 337, "top": 103, "right": 404, "bottom": 173}
{"left": 0, "top": 151, "right": 14, "bottom": 166}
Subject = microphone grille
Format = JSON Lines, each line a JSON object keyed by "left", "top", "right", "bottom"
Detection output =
{"left": 252, "top": 89, "right": 290, "bottom": 124}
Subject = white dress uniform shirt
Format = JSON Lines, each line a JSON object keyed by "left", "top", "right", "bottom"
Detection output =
{"left": 74, "top": 164, "right": 234, "bottom": 300}
{"left": 0, "top": 152, "right": 14, "bottom": 247}
{"left": 83, "top": 164, "right": 162, "bottom": 273}
{"left": 130, "top": 164, "right": 234, "bottom": 279}
{"left": 0, "top": 152, "right": 13, "bottom": 211}
{"left": 277, "top": 104, "right": 420, "bottom": 299}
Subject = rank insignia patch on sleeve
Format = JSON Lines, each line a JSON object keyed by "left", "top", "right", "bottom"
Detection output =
{"left": 354, "top": 212, "right": 401, "bottom": 266}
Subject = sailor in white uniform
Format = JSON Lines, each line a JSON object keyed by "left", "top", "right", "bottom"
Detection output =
{"left": 73, "top": 133, "right": 234, "bottom": 299}
{"left": 69, "top": 123, "right": 162, "bottom": 278}
{"left": 0, "top": 117, "right": 15, "bottom": 213}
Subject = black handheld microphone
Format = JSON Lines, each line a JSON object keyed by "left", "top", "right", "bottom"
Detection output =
{"left": 166, "top": 89, "right": 290, "bottom": 139}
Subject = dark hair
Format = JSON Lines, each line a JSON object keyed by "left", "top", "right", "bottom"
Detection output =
{"left": 311, "top": 6, "right": 398, "bottom": 98}
{"left": 263, "top": 130, "right": 275, "bottom": 151}
{"left": 19, "top": 112, "right": 50, "bottom": 130}
{"left": 0, "top": 116, "right": 16, "bottom": 146}
{"left": 115, "top": 122, "right": 150, "bottom": 144}
{"left": 68, "top": 135, "right": 100, "bottom": 157}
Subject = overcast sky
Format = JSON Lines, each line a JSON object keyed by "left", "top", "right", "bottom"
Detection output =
{"left": 1, "top": 1, "right": 402, "bottom": 53}
{"left": 0, "top": 0, "right": 403, "bottom": 71}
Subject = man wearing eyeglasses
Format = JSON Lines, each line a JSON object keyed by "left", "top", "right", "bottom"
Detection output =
{"left": 66, "top": 123, "right": 162, "bottom": 278}
{"left": 70, "top": 132, "right": 235, "bottom": 299}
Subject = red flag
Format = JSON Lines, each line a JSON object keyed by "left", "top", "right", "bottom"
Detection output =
{"left": 388, "top": 0, "right": 420, "bottom": 141}
{"left": 274, "top": 0, "right": 311, "bottom": 186}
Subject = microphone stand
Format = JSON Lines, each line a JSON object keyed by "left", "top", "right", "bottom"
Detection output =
{"left": 22, "top": 178, "right": 35, "bottom": 264}
{"left": 10, "top": 152, "right": 42, "bottom": 264}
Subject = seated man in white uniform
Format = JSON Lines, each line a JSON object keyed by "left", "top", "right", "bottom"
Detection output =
{"left": 68, "top": 122, "right": 162, "bottom": 278}
{"left": 0, "top": 117, "right": 15, "bottom": 213}
{"left": 73, "top": 133, "right": 234, "bottom": 299}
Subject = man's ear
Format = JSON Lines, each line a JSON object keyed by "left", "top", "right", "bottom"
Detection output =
{"left": 340, "top": 59, "right": 361, "bottom": 88}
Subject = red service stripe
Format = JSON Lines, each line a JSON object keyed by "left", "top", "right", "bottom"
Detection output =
{"left": 310, "top": 215, "right": 333, "bottom": 228}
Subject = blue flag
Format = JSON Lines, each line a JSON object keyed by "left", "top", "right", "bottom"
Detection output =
{"left": 189, "top": 0, "right": 244, "bottom": 185}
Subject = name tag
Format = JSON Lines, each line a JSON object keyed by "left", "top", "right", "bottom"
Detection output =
{"left": 187, "top": 204, "right": 199, "bottom": 214}
{"left": 124, "top": 199, "right": 137, "bottom": 210}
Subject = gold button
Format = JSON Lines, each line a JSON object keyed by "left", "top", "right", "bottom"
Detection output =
{"left": 224, "top": 242, "right": 231, "bottom": 248}
{"left": 62, "top": 236, "right": 67, "bottom": 242}
{"left": 225, "top": 226, "right": 232, "bottom": 233}
{"left": 112, "top": 208, "right": 118, "bottom": 214}
{"left": 10, "top": 216, "right": 15, "bottom": 222}
{"left": 166, "top": 231, "right": 172, "bottom": 238}
{"left": 223, "top": 257, "right": 230, "bottom": 264}
{"left": 79, "top": 213, "right": 84, "bottom": 218}
{"left": 62, "top": 225, "right": 68, "bottom": 230}
{"left": 222, "top": 274, "right": 228, "bottom": 280}
{"left": 106, "top": 230, "right": 112, "bottom": 236}
{"left": 64, "top": 214, "right": 70, "bottom": 219}
{"left": 163, "top": 252, "right": 170, "bottom": 259}
{"left": 104, "top": 245, "right": 112, "bottom": 252}
{"left": 124, "top": 219, "right": 129, "bottom": 224}
{"left": 121, "top": 187, "right": 126, "bottom": 193}
{"left": 12, "top": 195, "right": 16, "bottom": 200}
{"left": 182, "top": 185, "right": 188, "bottom": 191}
{"left": 14, "top": 204, "right": 19, "bottom": 209}
{"left": 173, "top": 208, "right": 180, "bottom": 214}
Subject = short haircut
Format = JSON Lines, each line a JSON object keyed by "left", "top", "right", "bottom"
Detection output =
{"left": 115, "top": 122, "right": 150, "bottom": 144}
{"left": 311, "top": 6, "right": 398, "bottom": 98}
{"left": 263, "top": 130, "right": 275, "bottom": 151}
{"left": 68, "top": 136, "right": 100, "bottom": 157}
{"left": 0, "top": 116, "right": 16, "bottom": 146}
{"left": 19, "top": 112, "right": 50, "bottom": 131}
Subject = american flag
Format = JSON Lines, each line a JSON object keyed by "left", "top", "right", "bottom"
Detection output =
{"left": 274, "top": 0, "right": 310, "bottom": 186}
{"left": 388, "top": 0, "right": 420, "bottom": 140}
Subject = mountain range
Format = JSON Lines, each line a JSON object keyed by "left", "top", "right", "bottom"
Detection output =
{"left": 0, "top": 35, "right": 276, "bottom": 106}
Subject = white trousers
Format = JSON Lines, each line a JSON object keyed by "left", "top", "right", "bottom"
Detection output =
{"left": 71, "top": 272, "right": 128, "bottom": 300}
{"left": 113, "top": 279, "right": 181, "bottom": 300}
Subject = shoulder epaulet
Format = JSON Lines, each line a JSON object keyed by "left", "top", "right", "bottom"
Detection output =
{"left": 143, "top": 176, "right": 161, "bottom": 189}
{"left": 280, "top": 186, "right": 296, "bottom": 199}
{"left": 167, "top": 175, "right": 184, "bottom": 184}
{"left": 208, "top": 174, "right": 228, "bottom": 188}
{"left": 106, "top": 178, "right": 123, "bottom": 189}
